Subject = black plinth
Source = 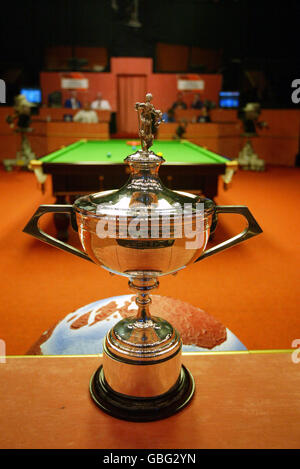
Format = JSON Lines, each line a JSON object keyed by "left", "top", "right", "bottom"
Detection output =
{"left": 89, "top": 365, "right": 195, "bottom": 422}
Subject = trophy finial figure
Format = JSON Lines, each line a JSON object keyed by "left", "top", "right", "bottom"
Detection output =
{"left": 135, "top": 93, "right": 162, "bottom": 151}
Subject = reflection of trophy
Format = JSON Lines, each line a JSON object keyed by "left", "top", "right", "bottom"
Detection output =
{"left": 24, "top": 93, "right": 262, "bottom": 422}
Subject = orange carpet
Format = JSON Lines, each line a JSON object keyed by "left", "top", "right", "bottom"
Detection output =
{"left": 0, "top": 164, "right": 299, "bottom": 354}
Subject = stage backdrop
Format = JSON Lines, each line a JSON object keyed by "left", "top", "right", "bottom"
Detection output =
{"left": 40, "top": 57, "right": 223, "bottom": 134}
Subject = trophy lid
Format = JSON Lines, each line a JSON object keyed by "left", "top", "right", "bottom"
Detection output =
{"left": 73, "top": 93, "right": 215, "bottom": 219}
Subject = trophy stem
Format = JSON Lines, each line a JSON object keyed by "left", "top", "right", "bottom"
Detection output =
{"left": 128, "top": 276, "right": 159, "bottom": 322}
{"left": 90, "top": 274, "right": 195, "bottom": 421}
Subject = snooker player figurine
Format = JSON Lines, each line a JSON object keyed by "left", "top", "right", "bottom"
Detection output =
{"left": 23, "top": 92, "right": 263, "bottom": 422}
{"left": 135, "top": 93, "right": 162, "bottom": 151}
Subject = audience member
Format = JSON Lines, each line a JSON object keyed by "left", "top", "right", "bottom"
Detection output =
{"left": 64, "top": 91, "right": 82, "bottom": 109}
{"left": 91, "top": 92, "right": 111, "bottom": 110}
{"left": 197, "top": 106, "right": 211, "bottom": 123}
{"left": 203, "top": 99, "right": 215, "bottom": 110}
{"left": 191, "top": 93, "right": 203, "bottom": 109}
{"left": 171, "top": 92, "right": 187, "bottom": 110}
{"left": 162, "top": 108, "right": 175, "bottom": 123}
{"left": 73, "top": 102, "right": 99, "bottom": 123}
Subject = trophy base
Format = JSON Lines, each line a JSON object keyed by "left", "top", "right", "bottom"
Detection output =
{"left": 90, "top": 364, "right": 195, "bottom": 422}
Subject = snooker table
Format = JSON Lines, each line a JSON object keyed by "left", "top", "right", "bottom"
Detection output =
{"left": 31, "top": 139, "right": 237, "bottom": 240}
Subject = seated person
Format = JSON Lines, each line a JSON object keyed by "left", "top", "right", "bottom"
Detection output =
{"left": 162, "top": 108, "right": 175, "bottom": 123}
{"left": 191, "top": 93, "right": 203, "bottom": 109}
{"left": 64, "top": 91, "right": 82, "bottom": 109}
{"left": 174, "top": 119, "right": 187, "bottom": 139}
{"left": 91, "top": 92, "right": 111, "bottom": 110}
{"left": 197, "top": 106, "right": 211, "bottom": 123}
{"left": 171, "top": 92, "right": 187, "bottom": 110}
{"left": 73, "top": 102, "right": 99, "bottom": 123}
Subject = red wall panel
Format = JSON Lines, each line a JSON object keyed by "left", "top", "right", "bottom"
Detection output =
{"left": 40, "top": 72, "right": 117, "bottom": 111}
{"left": 40, "top": 58, "right": 223, "bottom": 116}
{"left": 111, "top": 57, "right": 152, "bottom": 75}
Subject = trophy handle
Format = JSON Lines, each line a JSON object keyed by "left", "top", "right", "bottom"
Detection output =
{"left": 195, "top": 205, "right": 262, "bottom": 263}
{"left": 23, "top": 204, "right": 94, "bottom": 263}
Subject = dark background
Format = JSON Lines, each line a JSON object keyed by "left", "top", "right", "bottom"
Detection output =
{"left": 0, "top": 0, "right": 299, "bottom": 107}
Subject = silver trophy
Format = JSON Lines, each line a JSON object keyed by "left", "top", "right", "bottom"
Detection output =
{"left": 24, "top": 93, "right": 262, "bottom": 421}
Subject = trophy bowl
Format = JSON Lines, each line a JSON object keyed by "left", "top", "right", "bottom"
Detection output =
{"left": 23, "top": 93, "right": 262, "bottom": 421}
